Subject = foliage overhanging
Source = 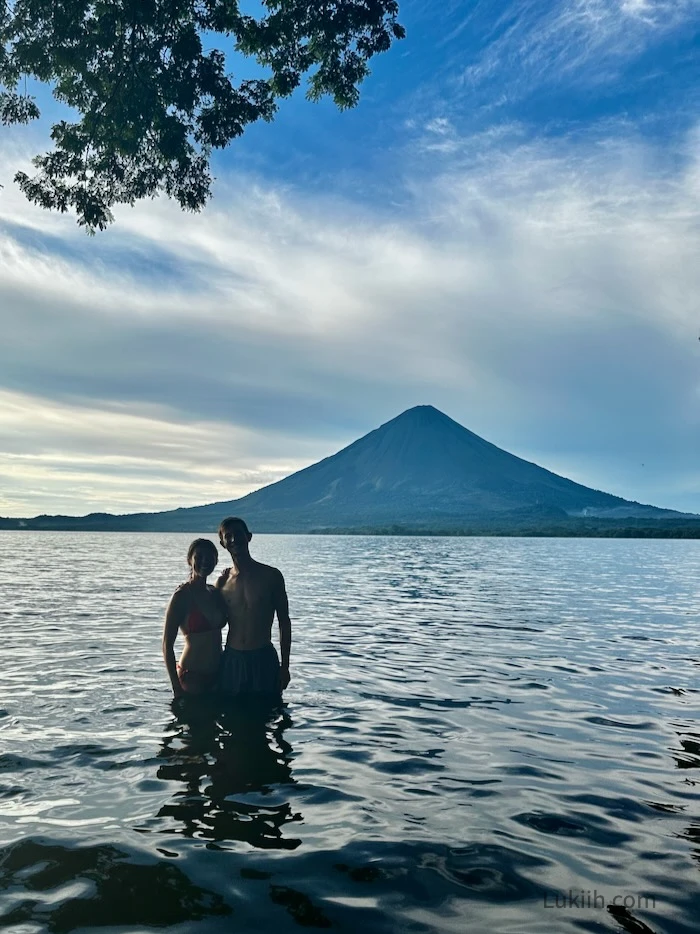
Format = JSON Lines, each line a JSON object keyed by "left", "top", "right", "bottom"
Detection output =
{"left": 0, "top": 0, "right": 404, "bottom": 231}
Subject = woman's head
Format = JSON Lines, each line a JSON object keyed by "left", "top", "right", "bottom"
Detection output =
{"left": 187, "top": 538, "right": 218, "bottom": 578}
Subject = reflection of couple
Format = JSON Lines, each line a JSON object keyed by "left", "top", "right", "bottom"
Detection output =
{"left": 156, "top": 697, "right": 300, "bottom": 850}
{"left": 162, "top": 517, "right": 292, "bottom": 702}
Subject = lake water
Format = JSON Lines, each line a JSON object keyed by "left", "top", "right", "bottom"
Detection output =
{"left": 1, "top": 532, "right": 699, "bottom": 933}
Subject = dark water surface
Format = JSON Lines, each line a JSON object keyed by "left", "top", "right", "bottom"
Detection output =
{"left": 1, "top": 532, "right": 699, "bottom": 933}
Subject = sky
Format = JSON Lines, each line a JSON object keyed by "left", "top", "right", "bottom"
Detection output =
{"left": 1, "top": 0, "right": 700, "bottom": 518}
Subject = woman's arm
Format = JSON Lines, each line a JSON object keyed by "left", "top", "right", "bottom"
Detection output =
{"left": 162, "top": 589, "right": 186, "bottom": 698}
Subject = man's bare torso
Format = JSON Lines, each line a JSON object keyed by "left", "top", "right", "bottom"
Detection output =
{"left": 218, "top": 560, "right": 281, "bottom": 651}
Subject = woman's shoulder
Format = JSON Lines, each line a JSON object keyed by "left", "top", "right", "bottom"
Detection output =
{"left": 172, "top": 581, "right": 194, "bottom": 601}
{"left": 166, "top": 582, "right": 192, "bottom": 616}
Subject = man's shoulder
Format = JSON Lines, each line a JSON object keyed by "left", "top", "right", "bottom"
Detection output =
{"left": 258, "top": 561, "right": 283, "bottom": 577}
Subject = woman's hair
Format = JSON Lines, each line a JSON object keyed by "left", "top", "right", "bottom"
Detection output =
{"left": 186, "top": 538, "right": 219, "bottom": 566}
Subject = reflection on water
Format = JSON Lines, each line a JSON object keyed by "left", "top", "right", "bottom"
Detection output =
{"left": 0, "top": 838, "right": 231, "bottom": 932}
{"left": 674, "top": 731, "right": 700, "bottom": 769}
{"left": 1, "top": 533, "right": 700, "bottom": 932}
{"left": 149, "top": 698, "right": 302, "bottom": 850}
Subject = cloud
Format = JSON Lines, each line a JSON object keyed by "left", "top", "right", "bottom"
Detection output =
{"left": 1, "top": 113, "right": 699, "bottom": 515}
{"left": 459, "top": 0, "right": 700, "bottom": 94}
{"left": 0, "top": 388, "right": 325, "bottom": 516}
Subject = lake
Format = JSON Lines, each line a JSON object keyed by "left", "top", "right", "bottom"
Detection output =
{"left": 1, "top": 532, "right": 699, "bottom": 933}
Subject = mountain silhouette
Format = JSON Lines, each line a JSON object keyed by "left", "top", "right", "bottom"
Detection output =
{"left": 209, "top": 404, "right": 678, "bottom": 528}
{"left": 3, "top": 405, "right": 689, "bottom": 532}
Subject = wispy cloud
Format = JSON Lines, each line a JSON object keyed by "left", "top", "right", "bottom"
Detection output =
{"left": 461, "top": 0, "right": 700, "bottom": 93}
{"left": 0, "top": 388, "right": 323, "bottom": 516}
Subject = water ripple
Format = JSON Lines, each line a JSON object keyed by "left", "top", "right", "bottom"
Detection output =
{"left": 0, "top": 532, "right": 699, "bottom": 932}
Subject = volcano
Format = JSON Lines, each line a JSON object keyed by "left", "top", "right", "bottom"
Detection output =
{"left": 3, "top": 405, "right": 689, "bottom": 533}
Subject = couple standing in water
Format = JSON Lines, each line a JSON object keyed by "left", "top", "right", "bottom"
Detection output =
{"left": 162, "top": 516, "right": 291, "bottom": 702}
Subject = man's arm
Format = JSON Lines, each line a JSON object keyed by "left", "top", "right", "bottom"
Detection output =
{"left": 162, "top": 590, "right": 186, "bottom": 698}
{"left": 275, "top": 570, "right": 291, "bottom": 690}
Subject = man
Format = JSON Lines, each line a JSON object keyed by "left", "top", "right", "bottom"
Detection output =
{"left": 216, "top": 516, "right": 291, "bottom": 699}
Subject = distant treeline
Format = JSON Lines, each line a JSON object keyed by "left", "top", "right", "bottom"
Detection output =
{"left": 308, "top": 521, "right": 700, "bottom": 539}
{"left": 2, "top": 518, "right": 700, "bottom": 538}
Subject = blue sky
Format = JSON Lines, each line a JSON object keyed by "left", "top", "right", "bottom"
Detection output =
{"left": 1, "top": 0, "right": 700, "bottom": 517}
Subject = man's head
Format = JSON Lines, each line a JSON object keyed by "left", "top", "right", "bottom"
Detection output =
{"left": 218, "top": 517, "right": 252, "bottom": 562}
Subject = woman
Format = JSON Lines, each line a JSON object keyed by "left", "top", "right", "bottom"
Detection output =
{"left": 163, "top": 539, "right": 227, "bottom": 698}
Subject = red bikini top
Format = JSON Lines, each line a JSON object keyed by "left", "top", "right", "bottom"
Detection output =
{"left": 181, "top": 607, "right": 225, "bottom": 636}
